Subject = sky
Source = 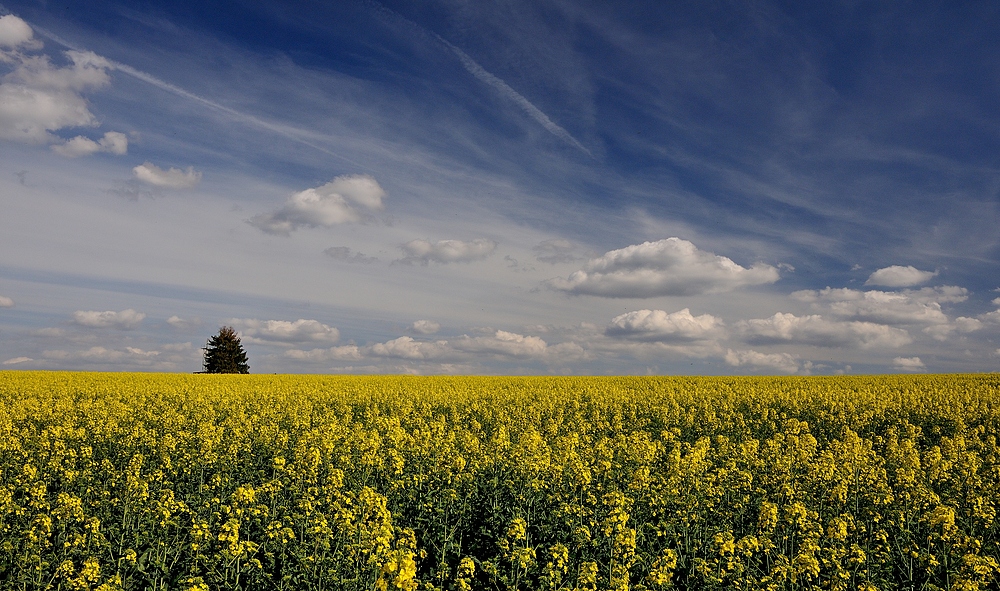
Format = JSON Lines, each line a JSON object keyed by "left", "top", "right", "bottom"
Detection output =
{"left": 0, "top": 0, "right": 998, "bottom": 375}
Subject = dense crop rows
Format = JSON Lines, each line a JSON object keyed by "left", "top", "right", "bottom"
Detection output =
{"left": 1, "top": 371, "right": 999, "bottom": 590}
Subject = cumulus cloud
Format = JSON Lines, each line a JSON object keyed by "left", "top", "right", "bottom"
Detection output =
{"left": 2, "top": 356, "right": 32, "bottom": 365}
{"left": 368, "top": 336, "right": 443, "bottom": 360}
{"left": 0, "top": 14, "right": 36, "bottom": 49}
{"left": 323, "top": 246, "right": 378, "bottom": 263}
{"left": 724, "top": 349, "right": 804, "bottom": 374}
{"left": 606, "top": 308, "right": 724, "bottom": 342}
{"left": 52, "top": 131, "right": 127, "bottom": 157}
{"left": 166, "top": 315, "right": 200, "bottom": 330}
{"left": 249, "top": 174, "right": 385, "bottom": 235}
{"left": 230, "top": 318, "right": 340, "bottom": 346}
{"left": 42, "top": 346, "right": 166, "bottom": 367}
{"left": 133, "top": 161, "right": 201, "bottom": 188}
{"left": 286, "top": 345, "right": 363, "bottom": 362}
{"left": 449, "top": 331, "right": 550, "bottom": 358}
{"left": 532, "top": 239, "right": 588, "bottom": 264}
{"left": 791, "top": 286, "right": 966, "bottom": 326}
{"left": 72, "top": 309, "right": 145, "bottom": 329}
{"left": 285, "top": 330, "right": 584, "bottom": 366}
{"left": 736, "top": 313, "right": 911, "bottom": 349}
{"left": 892, "top": 356, "right": 926, "bottom": 371}
{"left": 980, "top": 309, "right": 1000, "bottom": 324}
{"left": 0, "top": 295, "right": 13, "bottom": 307}
{"left": 397, "top": 238, "right": 497, "bottom": 265}
{"left": 410, "top": 320, "right": 440, "bottom": 334}
{"left": 548, "top": 238, "right": 780, "bottom": 298}
{"left": 922, "top": 317, "right": 982, "bottom": 341}
{"left": 865, "top": 265, "right": 938, "bottom": 287}
{"left": 0, "top": 19, "right": 124, "bottom": 147}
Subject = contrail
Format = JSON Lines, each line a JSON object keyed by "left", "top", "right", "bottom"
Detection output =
{"left": 30, "top": 25, "right": 364, "bottom": 168}
{"left": 437, "top": 36, "right": 592, "bottom": 157}
{"left": 366, "top": 0, "right": 592, "bottom": 157}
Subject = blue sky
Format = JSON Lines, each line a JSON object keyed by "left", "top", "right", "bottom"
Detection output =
{"left": 1, "top": 0, "right": 998, "bottom": 374}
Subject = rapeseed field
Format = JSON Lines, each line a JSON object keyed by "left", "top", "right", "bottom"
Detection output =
{"left": 1, "top": 371, "right": 998, "bottom": 590}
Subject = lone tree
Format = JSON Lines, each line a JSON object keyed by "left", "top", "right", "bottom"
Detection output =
{"left": 202, "top": 326, "right": 250, "bottom": 374}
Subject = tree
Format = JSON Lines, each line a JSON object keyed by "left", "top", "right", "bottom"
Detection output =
{"left": 202, "top": 326, "right": 250, "bottom": 374}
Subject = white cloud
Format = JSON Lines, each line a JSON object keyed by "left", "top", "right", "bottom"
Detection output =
{"left": 286, "top": 344, "right": 363, "bottom": 362}
{"left": 922, "top": 317, "right": 983, "bottom": 341}
{"left": 285, "top": 330, "right": 585, "bottom": 366}
{"left": 132, "top": 161, "right": 201, "bottom": 188}
{"left": 548, "top": 238, "right": 780, "bottom": 298}
{"left": 369, "top": 336, "right": 444, "bottom": 360}
{"left": 52, "top": 131, "right": 127, "bottom": 157}
{"left": 791, "top": 286, "right": 966, "bottom": 326}
{"left": 865, "top": 265, "right": 938, "bottom": 287}
{"left": 368, "top": 335, "right": 539, "bottom": 361}
{"left": 397, "top": 238, "right": 498, "bottom": 265}
{"left": 230, "top": 318, "right": 340, "bottom": 346}
{"left": 892, "top": 356, "right": 926, "bottom": 371}
{"left": 0, "top": 15, "right": 35, "bottom": 49}
{"left": 411, "top": 320, "right": 440, "bottom": 334}
{"left": 737, "top": 313, "right": 911, "bottom": 349}
{"left": 0, "top": 295, "right": 13, "bottom": 307}
{"left": 905, "top": 286, "right": 970, "bottom": 304}
{"left": 323, "top": 246, "right": 378, "bottom": 263}
{"left": 72, "top": 309, "right": 145, "bottom": 329}
{"left": 724, "top": 349, "right": 803, "bottom": 374}
{"left": 249, "top": 174, "right": 385, "bottom": 235}
{"left": 0, "top": 22, "right": 120, "bottom": 145}
{"left": 42, "top": 346, "right": 168, "bottom": 366}
{"left": 125, "top": 347, "right": 159, "bottom": 357}
{"left": 166, "top": 315, "right": 201, "bottom": 330}
{"left": 606, "top": 308, "right": 724, "bottom": 342}
{"left": 2, "top": 356, "right": 32, "bottom": 365}
{"left": 449, "top": 330, "right": 549, "bottom": 358}
{"left": 981, "top": 309, "right": 1000, "bottom": 324}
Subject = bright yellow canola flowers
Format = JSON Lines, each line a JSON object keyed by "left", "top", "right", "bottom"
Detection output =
{"left": 1, "top": 371, "right": 999, "bottom": 591}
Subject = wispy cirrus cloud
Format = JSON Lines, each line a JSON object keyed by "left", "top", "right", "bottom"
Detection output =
{"left": 439, "top": 36, "right": 591, "bottom": 157}
{"left": 532, "top": 239, "right": 589, "bottom": 264}
{"left": 72, "top": 309, "right": 145, "bottom": 329}
{"left": 323, "top": 246, "right": 378, "bottom": 264}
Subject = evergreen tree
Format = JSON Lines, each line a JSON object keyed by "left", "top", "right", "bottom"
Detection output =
{"left": 202, "top": 326, "right": 250, "bottom": 374}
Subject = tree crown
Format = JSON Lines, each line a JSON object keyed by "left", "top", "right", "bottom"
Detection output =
{"left": 202, "top": 326, "right": 249, "bottom": 374}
